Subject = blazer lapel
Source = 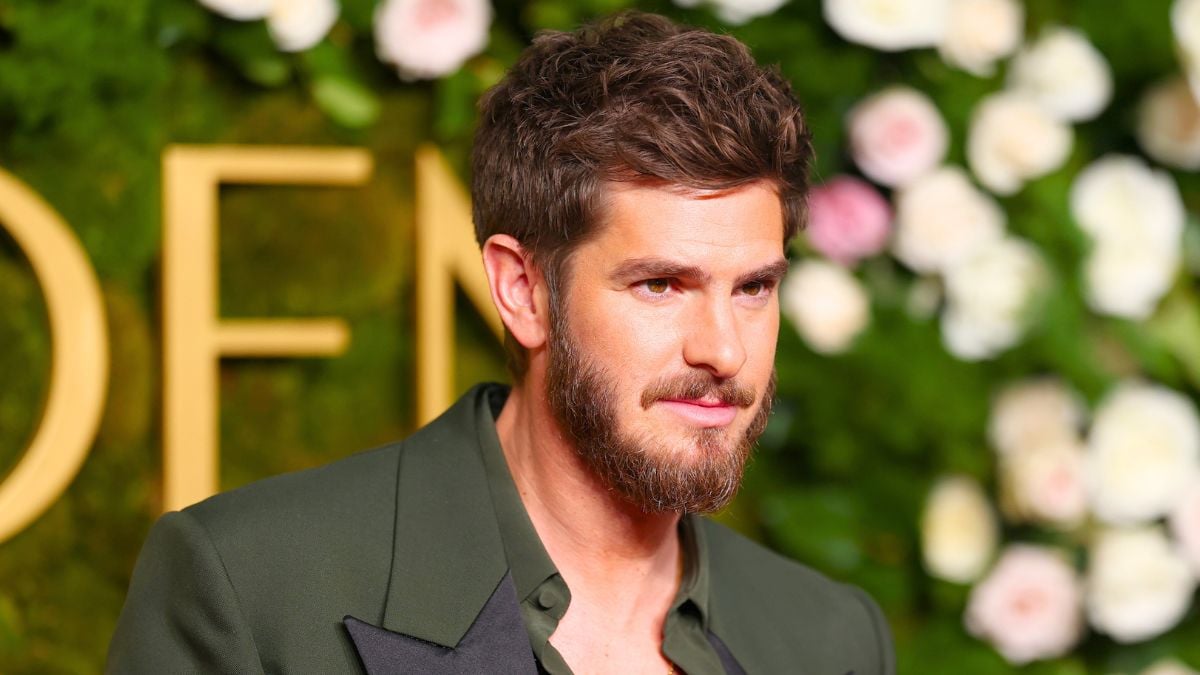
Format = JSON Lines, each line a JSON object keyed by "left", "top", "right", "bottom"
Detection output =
{"left": 367, "top": 386, "right": 517, "bottom": 651}
{"left": 345, "top": 573, "right": 536, "bottom": 674}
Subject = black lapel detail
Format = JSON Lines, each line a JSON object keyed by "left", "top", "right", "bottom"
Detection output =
{"left": 706, "top": 630, "right": 747, "bottom": 675}
{"left": 345, "top": 573, "right": 536, "bottom": 674}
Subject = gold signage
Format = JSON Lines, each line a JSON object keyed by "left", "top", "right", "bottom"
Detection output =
{"left": 0, "top": 144, "right": 497, "bottom": 544}
{"left": 0, "top": 168, "right": 109, "bottom": 543}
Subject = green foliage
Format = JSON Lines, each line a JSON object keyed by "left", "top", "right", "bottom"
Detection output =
{"left": 2, "top": 0, "right": 1200, "bottom": 672}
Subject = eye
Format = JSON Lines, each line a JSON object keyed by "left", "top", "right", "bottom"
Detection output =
{"left": 642, "top": 278, "right": 671, "bottom": 294}
{"left": 740, "top": 280, "right": 774, "bottom": 297}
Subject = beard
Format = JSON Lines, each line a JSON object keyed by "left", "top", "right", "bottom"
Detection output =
{"left": 544, "top": 313, "right": 775, "bottom": 515}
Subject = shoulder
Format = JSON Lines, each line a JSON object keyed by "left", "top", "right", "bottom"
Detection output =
{"left": 176, "top": 442, "right": 409, "bottom": 627}
{"left": 701, "top": 518, "right": 895, "bottom": 674}
{"left": 186, "top": 440, "right": 405, "bottom": 544}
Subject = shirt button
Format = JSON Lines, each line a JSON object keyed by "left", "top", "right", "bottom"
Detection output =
{"left": 536, "top": 588, "right": 557, "bottom": 610}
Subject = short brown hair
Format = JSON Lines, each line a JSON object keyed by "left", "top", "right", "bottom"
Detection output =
{"left": 472, "top": 11, "right": 813, "bottom": 377}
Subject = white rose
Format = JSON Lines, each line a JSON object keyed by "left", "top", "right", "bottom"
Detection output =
{"left": 921, "top": 475, "right": 998, "bottom": 583}
{"left": 1173, "top": 0, "right": 1200, "bottom": 101}
{"left": 1072, "top": 155, "right": 1186, "bottom": 246}
{"left": 1086, "top": 383, "right": 1200, "bottom": 525}
{"left": 938, "top": 0, "right": 1023, "bottom": 76}
{"left": 707, "top": 0, "right": 789, "bottom": 24}
{"left": 1084, "top": 240, "right": 1181, "bottom": 320}
{"left": 1086, "top": 526, "right": 1197, "bottom": 643}
{"left": 847, "top": 87, "right": 949, "bottom": 187}
{"left": 989, "top": 378, "right": 1086, "bottom": 456}
{"left": 823, "top": 0, "right": 949, "bottom": 51}
{"left": 965, "top": 545, "right": 1083, "bottom": 664}
{"left": 780, "top": 260, "right": 871, "bottom": 354}
{"left": 940, "top": 237, "right": 1047, "bottom": 361}
{"left": 1169, "top": 479, "right": 1200, "bottom": 575}
{"left": 1008, "top": 27, "right": 1113, "bottom": 122}
{"left": 199, "top": 0, "right": 273, "bottom": 20}
{"left": 374, "top": 0, "right": 491, "bottom": 80}
{"left": 1070, "top": 156, "right": 1184, "bottom": 319}
{"left": 1000, "top": 439, "right": 1089, "bottom": 528}
{"left": 1141, "top": 659, "right": 1200, "bottom": 675}
{"left": 967, "top": 92, "right": 1073, "bottom": 196}
{"left": 892, "top": 167, "right": 1005, "bottom": 274}
{"left": 267, "top": 0, "right": 338, "bottom": 52}
{"left": 1137, "top": 76, "right": 1200, "bottom": 170}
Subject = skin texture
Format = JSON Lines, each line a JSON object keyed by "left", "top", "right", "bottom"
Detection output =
{"left": 482, "top": 180, "right": 785, "bottom": 674}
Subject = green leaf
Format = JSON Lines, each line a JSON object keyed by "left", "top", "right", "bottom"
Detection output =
{"left": 310, "top": 75, "right": 381, "bottom": 128}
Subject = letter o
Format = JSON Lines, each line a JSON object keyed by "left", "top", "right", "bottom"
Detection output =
{"left": 0, "top": 168, "right": 108, "bottom": 544}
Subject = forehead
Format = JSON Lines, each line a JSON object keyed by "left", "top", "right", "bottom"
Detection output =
{"left": 585, "top": 180, "right": 786, "bottom": 267}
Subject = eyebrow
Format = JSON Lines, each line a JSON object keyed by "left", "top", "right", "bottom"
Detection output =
{"left": 609, "top": 257, "right": 790, "bottom": 286}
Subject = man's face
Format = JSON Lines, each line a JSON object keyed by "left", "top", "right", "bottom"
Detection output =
{"left": 544, "top": 180, "right": 786, "bottom": 514}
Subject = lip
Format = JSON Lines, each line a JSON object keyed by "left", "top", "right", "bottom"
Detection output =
{"left": 657, "top": 399, "right": 738, "bottom": 428}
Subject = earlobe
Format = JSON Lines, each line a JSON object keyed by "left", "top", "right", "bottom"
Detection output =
{"left": 482, "top": 235, "right": 548, "bottom": 350}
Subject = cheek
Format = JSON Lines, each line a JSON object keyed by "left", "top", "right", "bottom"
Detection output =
{"left": 572, "top": 291, "right": 686, "bottom": 360}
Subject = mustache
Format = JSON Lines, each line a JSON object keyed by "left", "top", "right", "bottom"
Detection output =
{"left": 640, "top": 372, "right": 757, "bottom": 409}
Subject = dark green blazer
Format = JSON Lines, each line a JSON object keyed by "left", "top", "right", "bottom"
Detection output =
{"left": 107, "top": 385, "right": 895, "bottom": 674}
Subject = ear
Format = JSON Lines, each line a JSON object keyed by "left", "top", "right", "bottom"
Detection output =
{"left": 482, "top": 234, "right": 549, "bottom": 350}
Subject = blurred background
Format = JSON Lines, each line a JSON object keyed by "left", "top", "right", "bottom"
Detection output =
{"left": 3, "top": 0, "right": 1200, "bottom": 672}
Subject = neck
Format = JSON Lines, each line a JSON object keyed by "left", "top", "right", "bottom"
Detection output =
{"left": 495, "top": 381, "right": 682, "bottom": 604}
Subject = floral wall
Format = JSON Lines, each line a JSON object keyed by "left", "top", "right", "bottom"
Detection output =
{"left": 2, "top": 0, "right": 1200, "bottom": 672}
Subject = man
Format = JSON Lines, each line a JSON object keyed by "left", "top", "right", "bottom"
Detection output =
{"left": 108, "top": 11, "right": 894, "bottom": 674}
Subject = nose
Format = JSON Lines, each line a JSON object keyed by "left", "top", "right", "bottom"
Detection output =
{"left": 682, "top": 295, "right": 747, "bottom": 379}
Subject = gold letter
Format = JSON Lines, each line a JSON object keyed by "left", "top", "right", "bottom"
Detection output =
{"left": 0, "top": 169, "right": 109, "bottom": 543}
{"left": 162, "top": 146, "right": 372, "bottom": 511}
{"left": 415, "top": 145, "right": 502, "bottom": 424}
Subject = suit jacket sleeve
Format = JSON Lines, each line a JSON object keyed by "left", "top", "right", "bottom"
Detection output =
{"left": 106, "top": 510, "right": 264, "bottom": 674}
{"left": 848, "top": 584, "right": 897, "bottom": 675}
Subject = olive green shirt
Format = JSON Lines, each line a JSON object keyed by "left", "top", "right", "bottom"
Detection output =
{"left": 476, "top": 387, "right": 726, "bottom": 675}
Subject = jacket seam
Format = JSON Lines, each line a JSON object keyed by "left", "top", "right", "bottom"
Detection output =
{"left": 182, "top": 508, "right": 268, "bottom": 673}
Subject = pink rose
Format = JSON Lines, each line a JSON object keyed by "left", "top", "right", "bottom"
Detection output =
{"left": 374, "top": 0, "right": 492, "bottom": 80}
{"left": 965, "top": 545, "right": 1083, "bottom": 664}
{"left": 1170, "top": 479, "right": 1200, "bottom": 575}
{"left": 1001, "top": 440, "right": 1089, "bottom": 529}
{"left": 848, "top": 87, "right": 949, "bottom": 187}
{"left": 805, "top": 176, "right": 892, "bottom": 266}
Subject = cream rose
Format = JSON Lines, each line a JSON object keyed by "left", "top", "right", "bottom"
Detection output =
{"left": 892, "top": 167, "right": 1005, "bottom": 274}
{"left": 965, "top": 545, "right": 1083, "bottom": 664}
{"left": 939, "top": 237, "right": 1046, "bottom": 361}
{"left": 824, "top": 0, "right": 949, "bottom": 51}
{"left": 1169, "top": 479, "right": 1200, "bottom": 575}
{"left": 1008, "top": 27, "right": 1113, "bottom": 122}
{"left": 199, "top": 0, "right": 273, "bottom": 20}
{"left": 988, "top": 378, "right": 1085, "bottom": 456}
{"left": 375, "top": 0, "right": 492, "bottom": 80}
{"left": 267, "top": 0, "right": 339, "bottom": 52}
{"left": 1072, "top": 155, "right": 1186, "bottom": 245}
{"left": 938, "top": 0, "right": 1023, "bottom": 76}
{"left": 1173, "top": 0, "right": 1200, "bottom": 100}
{"left": 922, "top": 475, "right": 998, "bottom": 583}
{"left": 1000, "top": 439, "right": 1089, "bottom": 528}
{"left": 1083, "top": 241, "right": 1181, "bottom": 320}
{"left": 780, "top": 260, "right": 871, "bottom": 354}
{"left": 1070, "top": 156, "right": 1184, "bottom": 319}
{"left": 1086, "top": 383, "right": 1200, "bottom": 525}
{"left": 967, "top": 92, "right": 1073, "bottom": 196}
{"left": 1137, "top": 76, "right": 1200, "bottom": 170}
{"left": 1141, "top": 659, "right": 1200, "bottom": 675}
{"left": 707, "top": 0, "right": 789, "bottom": 24}
{"left": 1086, "top": 526, "right": 1197, "bottom": 643}
{"left": 847, "top": 87, "right": 949, "bottom": 187}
